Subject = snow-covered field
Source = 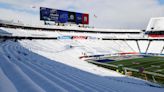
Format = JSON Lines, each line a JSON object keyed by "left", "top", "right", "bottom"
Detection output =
{"left": 0, "top": 28, "right": 164, "bottom": 92}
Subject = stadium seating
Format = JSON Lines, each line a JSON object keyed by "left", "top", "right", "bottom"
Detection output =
{"left": 1, "top": 27, "right": 163, "bottom": 56}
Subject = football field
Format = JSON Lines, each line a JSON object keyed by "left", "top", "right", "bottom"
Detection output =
{"left": 89, "top": 56, "right": 164, "bottom": 84}
{"left": 107, "top": 56, "right": 164, "bottom": 75}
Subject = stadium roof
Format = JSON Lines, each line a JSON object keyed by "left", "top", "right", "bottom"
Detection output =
{"left": 146, "top": 17, "right": 164, "bottom": 31}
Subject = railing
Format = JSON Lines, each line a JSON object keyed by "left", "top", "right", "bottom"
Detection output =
{"left": 0, "top": 35, "right": 57, "bottom": 40}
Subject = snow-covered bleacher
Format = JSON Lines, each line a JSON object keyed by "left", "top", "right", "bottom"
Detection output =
{"left": 1, "top": 27, "right": 163, "bottom": 55}
{"left": 1, "top": 39, "right": 163, "bottom": 92}
{"left": 147, "top": 41, "right": 164, "bottom": 54}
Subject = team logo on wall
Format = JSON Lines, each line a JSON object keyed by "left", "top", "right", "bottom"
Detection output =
{"left": 82, "top": 14, "right": 89, "bottom": 24}
{"left": 58, "top": 10, "right": 68, "bottom": 23}
{"left": 76, "top": 13, "right": 82, "bottom": 24}
{"left": 68, "top": 12, "right": 76, "bottom": 22}
{"left": 84, "top": 16, "right": 88, "bottom": 22}
{"left": 70, "top": 15, "right": 75, "bottom": 20}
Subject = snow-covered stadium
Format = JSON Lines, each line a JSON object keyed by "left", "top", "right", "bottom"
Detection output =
{"left": 0, "top": 17, "right": 164, "bottom": 92}
{"left": 1, "top": 4, "right": 164, "bottom": 92}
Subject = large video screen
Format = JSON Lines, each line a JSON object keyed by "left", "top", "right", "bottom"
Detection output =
{"left": 40, "top": 7, "right": 89, "bottom": 24}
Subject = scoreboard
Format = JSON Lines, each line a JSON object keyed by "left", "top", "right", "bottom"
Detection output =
{"left": 40, "top": 7, "right": 89, "bottom": 24}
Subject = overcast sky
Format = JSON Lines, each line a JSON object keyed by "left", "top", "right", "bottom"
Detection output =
{"left": 0, "top": 0, "right": 164, "bottom": 29}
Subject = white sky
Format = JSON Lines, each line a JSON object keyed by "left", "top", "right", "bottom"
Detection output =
{"left": 0, "top": 0, "right": 164, "bottom": 29}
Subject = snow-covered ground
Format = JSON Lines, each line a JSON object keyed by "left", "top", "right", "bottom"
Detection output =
{"left": 0, "top": 28, "right": 164, "bottom": 92}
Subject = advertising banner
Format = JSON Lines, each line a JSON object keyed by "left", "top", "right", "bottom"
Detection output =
{"left": 76, "top": 13, "right": 82, "bottom": 24}
{"left": 49, "top": 9, "right": 59, "bottom": 21}
{"left": 57, "top": 36, "right": 72, "bottom": 40}
{"left": 40, "top": 7, "right": 89, "bottom": 24}
{"left": 57, "top": 36, "right": 72, "bottom": 39}
{"left": 58, "top": 10, "right": 68, "bottom": 23}
{"left": 40, "top": 7, "right": 51, "bottom": 21}
{"left": 40, "top": 7, "right": 59, "bottom": 22}
{"left": 72, "top": 36, "right": 87, "bottom": 39}
{"left": 87, "top": 36, "right": 97, "bottom": 40}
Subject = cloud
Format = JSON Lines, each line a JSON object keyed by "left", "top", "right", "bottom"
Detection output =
{"left": 0, "top": 8, "right": 41, "bottom": 26}
{"left": 0, "top": 0, "right": 164, "bottom": 29}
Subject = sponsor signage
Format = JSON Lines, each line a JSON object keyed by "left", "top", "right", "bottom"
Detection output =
{"left": 58, "top": 36, "right": 99, "bottom": 40}
{"left": 82, "top": 14, "right": 89, "bottom": 24}
{"left": 40, "top": 7, "right": 59, "bottom": 22}
{"left": 68, "top": 12, "right": 76, "bottom": 23}
{"left": 87, "top": 36, "right": 97, "bottom": 40}
{"left": 58, "top": 10, "right": 68, "bottom": 23}
{"left": 57, "top": 36, "right": 72, "bottom": 40}
{"left": 148, "top": 34, "right": 164, "bottom": 38}
{"left": 76, "top": 13, "right": 82, "bottom": 24}
{"left": 72, "top": 36, "right": 87, "bottom": 39}
{"left": 40, "top": 7, "right": 50, "bottom": 21}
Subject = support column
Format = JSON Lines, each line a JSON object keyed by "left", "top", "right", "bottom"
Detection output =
{"left": 136, "top": 40, "right": 141, "bottom": 53}
{"left": 145, "top": 41, "right": 151, "bottom": 54}
{"left": 160, "top": 43, "right": 164, "bottom": 54}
